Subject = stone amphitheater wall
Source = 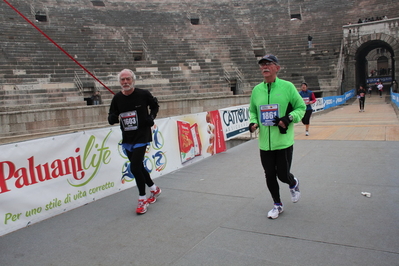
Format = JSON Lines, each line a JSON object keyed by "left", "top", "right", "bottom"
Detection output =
{"left": 0, "top": 0, "right": 398, "bottom": 141}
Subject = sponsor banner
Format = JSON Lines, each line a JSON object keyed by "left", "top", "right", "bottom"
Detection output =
{"left": 206, "top": 110, "right": 226, "bottom": 154}
{"left": 344, "top": 89, "right": 355, "bottom": 100}
{"left": 0, "top": 111, "right": 227, "bottom": 236}
{"left": 391, "top": 88, "right": 399, "bottom": 107}
{"left": 323, "top": 96, "right": 339, "bottom": 110}
{"left": 219, "top": 105, "right": 250, "bottom": 140}
{"left": 177, "top": 120, "right": 197, "bottom": 163}
{"left": 367, "top": 77, "right": 392, "bottom": 84}
{"left": 0, "top": 91, "right": 357, "bottom": 236}
{"left": 173, "top": 111, "right": 225, "bottom": 161}
{"left": 311, "top": 98, "right": 324, "bottom": 112}
{"left": 0, "top": 128, "right": 126, "bottom": 236}
{"left": 323, "top": 89, "right": 355, "bottom": 110}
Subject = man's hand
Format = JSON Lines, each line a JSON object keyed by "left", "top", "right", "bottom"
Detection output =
{"left": 279, "top": 116, "right": 291, "bottom": 129}
{"left": 146, "top": 115, "right": 155, "bottom": 127}
{"left": 272, "top": 116, "right": 280, "bottom": 126}
{"left": 273, "top": 116, "right": 289, "bottom": 134}
{"left": 108, "top": 113, "right": 119, "bottom": 125}
{"left": 248, "top": 123, "right": 258, "bottom": 133}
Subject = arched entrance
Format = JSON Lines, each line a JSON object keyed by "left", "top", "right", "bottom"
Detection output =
{"left": 343, "top": 20, "right": 399, "bottom": 93}
{"left": 354, "top": 40, "right": 394, "bottom": 88}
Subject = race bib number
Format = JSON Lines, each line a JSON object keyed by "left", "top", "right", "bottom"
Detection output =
{"left": 303, "top": 97, "right": 310, "bottom": 105}
{"left": 260, "top": 104, "right": 279, "bottom": 126}
{"left": 120, "top": 110, "right": 138, "bottom": 131}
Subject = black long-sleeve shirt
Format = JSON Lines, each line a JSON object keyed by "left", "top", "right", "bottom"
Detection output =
{"left": 108, "top": 88, "right": 159, "bottom": 144}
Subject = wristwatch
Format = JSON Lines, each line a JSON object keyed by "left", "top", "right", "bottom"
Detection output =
{"left": 288, "top": 114, "right": 293, "bottom": 122}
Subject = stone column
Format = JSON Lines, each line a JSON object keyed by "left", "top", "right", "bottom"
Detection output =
{"left": 344, "top": 55, "right": 357, "bottom": 92}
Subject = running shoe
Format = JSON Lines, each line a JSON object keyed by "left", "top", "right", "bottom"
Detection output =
{"left": 147, "top": 186, "right": 162, "bottom": 204}
{"left": 290, "top": 177, "right": 300, "bottom": 203}
{"left": 305, "top": 131, "right": 309, "bottom": 136}
{"left": 267, "top": 204, "right": 284, "bottom": 219}
{"left": 136, "top": 199, "right": 149, "bottom": 214}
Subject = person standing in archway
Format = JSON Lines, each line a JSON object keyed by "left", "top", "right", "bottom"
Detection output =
{"left": 392, "top": 80, "right": 398, "bottom": 93}
{"left": 377, "top": 81, "right": 384, "bottom": 98}
{"left": 368, "top": 85, "right": 372, "bottom": 97}
{"left": 357, "top": 85, "right": 366, "bottom": 112}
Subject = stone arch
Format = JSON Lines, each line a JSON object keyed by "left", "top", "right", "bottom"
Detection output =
{"left": 347, "top": 33, "right": 399, "bottom": 56}
{"left": 347, "top": 33, "right": 398, "bottom": 88}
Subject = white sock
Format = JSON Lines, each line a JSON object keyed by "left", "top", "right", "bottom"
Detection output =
{"left": 139, "top": 195, "right": 147, "bottom": 201}
{"left": 150, "top": 185, "right": 157, "bottom": 191}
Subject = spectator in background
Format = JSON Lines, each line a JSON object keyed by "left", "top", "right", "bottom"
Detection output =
{"left": 91, "top": 90, "right": 102, "bottom": 105}
{"left": 308, "top": 35, "right": 313, "bottom": 48}
{"left": 377, "top": 81, "right": 384, "bottom": 98}
{"left": 357, "top": 85, "right": 367, "bottom": 112}
{"left": 368, "top": 85, "right": 372, "bottom": 97}
{"left": 392, "top": 80, "right": 398, "bottom": 93}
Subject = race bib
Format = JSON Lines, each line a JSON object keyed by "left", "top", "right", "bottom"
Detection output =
{"left": 260, "top": 104, "right": 279, "bottom": 126}
{"left": 303, "top": 97, "right": 310, "bottom": 105}
{"left": 120, "top": 110, "right": 138, "bottom": 131}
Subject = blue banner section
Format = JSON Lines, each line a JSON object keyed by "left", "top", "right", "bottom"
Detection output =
{"left": 226, "top": 128, "right": 247, "bottom": 139}
{"left": 367, "top": 77, "right": 392, "bottom": 84}
{"left": 391, "top": 88, "right": 399, "bottom": 108}
{"left": 323, "top": 89, "right": 355, "bottom": 110}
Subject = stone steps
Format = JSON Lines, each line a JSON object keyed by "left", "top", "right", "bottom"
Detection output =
{"left": 1, "top": 0, "right": 396, "bottom": 118}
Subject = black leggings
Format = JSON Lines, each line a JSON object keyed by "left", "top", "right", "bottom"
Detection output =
{"left": 302, "top": 109, "right": 312, "bottom": 125}
{"left": 260, "top": 146, "right": 296, "bottom": 204}
{"left": 125, "top": 145, "right": 154, "bottom": 196}
{"left": 359, "top": 97, "right": 365, "bottom": 110}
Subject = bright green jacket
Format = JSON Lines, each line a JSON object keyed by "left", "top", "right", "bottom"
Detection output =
{"left": 249, "top": 77, "right": 306, "bottom": 151}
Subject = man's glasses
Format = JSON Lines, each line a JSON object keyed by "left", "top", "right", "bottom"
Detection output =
{"left": 120, "top": 77, "right": 132, "bottom": 81}
{"left": 259, "top": 61, "right": 276, "bottom": 66}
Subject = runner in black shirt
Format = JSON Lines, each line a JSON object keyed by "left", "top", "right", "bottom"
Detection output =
{"left": 108, "top": 69, "right": 161, "bottom": 214}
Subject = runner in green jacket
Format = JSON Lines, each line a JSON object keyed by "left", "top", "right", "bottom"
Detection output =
{"left": 249, "top": 54, "right": 305, "bottom": 219}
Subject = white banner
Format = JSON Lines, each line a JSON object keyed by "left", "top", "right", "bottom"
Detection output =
{"left": 219, "top": 104, "right": 250, "bottom": 140}
{"left": 0, "top": 109, "right": 234, "bottom": 236}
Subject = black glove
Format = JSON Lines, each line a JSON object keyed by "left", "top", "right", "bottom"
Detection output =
{"left": 146, "top": 115, "right": 155, "bottom": 127}
{"left": 272, "top": 116, "right": 280, "bottom": 126}
{"left": 278, "top": 125, "right": 287, "bottom": 134}
{"left": 248, "top": 123, "right": 256, "bottom": 133}
{"left": 273, "top": 116, "right": 288, "bottom": 134}
{"left": 279, "top": 116, "right": 291, "bottom": 128}
{"left": 108, "top": 113, "right": 119, "bottom": 125}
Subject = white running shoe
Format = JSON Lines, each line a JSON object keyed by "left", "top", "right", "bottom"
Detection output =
{"left": 290, "top": 177, "right": 300, "bottom": 203}
{"left": 267, "top": 204, "right": 284, "bottom": 219}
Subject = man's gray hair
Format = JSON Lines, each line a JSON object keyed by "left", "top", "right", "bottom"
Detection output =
{"left": 118, "top": 69, "right": 136, "bottom": 80}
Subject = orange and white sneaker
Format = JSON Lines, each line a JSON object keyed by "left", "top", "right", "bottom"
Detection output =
{"left": 136, "top": 199, "right": 149, "bottom": 214}
{"left": 147, "top": 187, "right": 161, "bottom": 204}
